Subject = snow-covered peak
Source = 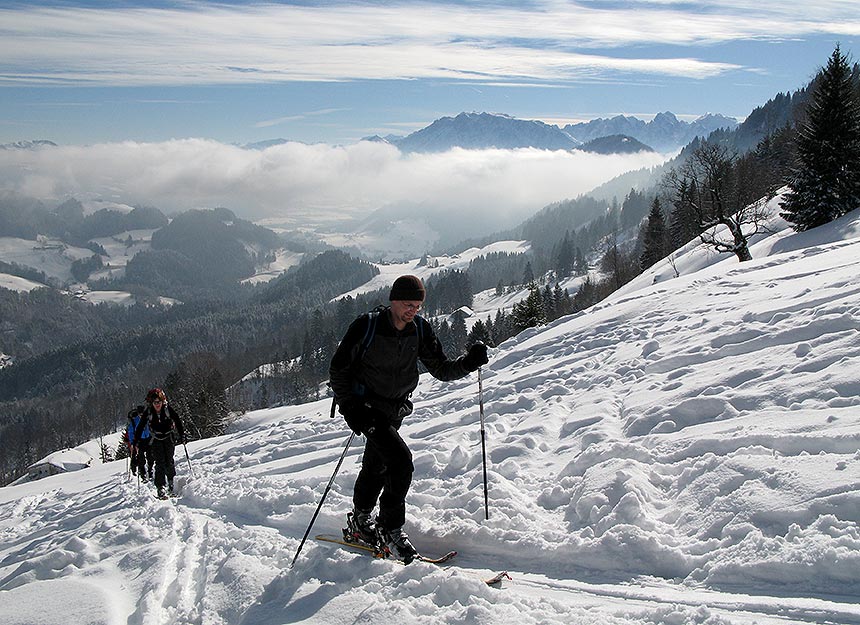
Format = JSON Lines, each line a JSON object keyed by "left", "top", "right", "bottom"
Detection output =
{"left": 393, "top": 112, "right": 580, "bottom": 153}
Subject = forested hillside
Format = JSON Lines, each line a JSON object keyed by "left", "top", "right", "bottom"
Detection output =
{"left": 0, "top": 250, "right": 381, "bottom": 484}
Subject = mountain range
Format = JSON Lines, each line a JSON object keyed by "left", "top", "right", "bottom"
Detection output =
{"left": 0, "top": 140, "right": 57, "bottom": 150}
{"left": 563, "top": 112, "right": 739, "bottom": 152}
{"left": 364, "top": 111, "right": 738, "bottom": 153}
{"left": 1, "top": 110, "right": 740, "bottom": 156}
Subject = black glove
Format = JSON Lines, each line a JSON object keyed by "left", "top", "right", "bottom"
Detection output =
{"left": 462, "top": 342, "right": 489, "bottom": 372}
{"left": 339, "top": 400, "right": 373, "bottom": 435}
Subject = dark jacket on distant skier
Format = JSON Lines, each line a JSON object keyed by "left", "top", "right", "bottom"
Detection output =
{"left": 136, "top": 401, "right": 185, "bottom": 442}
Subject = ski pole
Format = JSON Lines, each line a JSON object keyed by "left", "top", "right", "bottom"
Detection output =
{"left": 290, "top": 430, "right": 355, "bottom": 569}
{"left": 479, "top": 367, "right": 489, "bottom": 520}
{"left": 182, "top": 441, "right": 195, "bottom": 479}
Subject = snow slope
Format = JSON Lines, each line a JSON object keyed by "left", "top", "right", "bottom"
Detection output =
{"left": 2, "top": 210, "right": 860, "bottom": 625}
{"left": 337, "top": 239, "right": 530, "bottom": 300}
{"left": 0, "top": 272, "right": 47, "bottom": 292}
{"left": 0, "top": 236, "right": 94, "bottom": 284}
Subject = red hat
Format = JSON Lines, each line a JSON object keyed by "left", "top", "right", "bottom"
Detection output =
{"left": 146, "top": 387, "right": 166, "bottom": 403}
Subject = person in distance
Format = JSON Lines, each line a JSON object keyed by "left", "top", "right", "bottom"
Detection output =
{"left": 136, "top": 387, "right": 185, "bottom": 499}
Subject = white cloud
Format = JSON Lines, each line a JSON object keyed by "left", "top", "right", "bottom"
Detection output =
{"left": 0, "top": 139, "right": 669, "bottom": 228}
{"left": 3, "top": 1, "right": 855, "bottom": 87}
{"left": 255, "top": 108, "right": 350, "bottom": 129}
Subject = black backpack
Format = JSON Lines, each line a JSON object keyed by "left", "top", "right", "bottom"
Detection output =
{"left": 357, "top": 305, "right": 424, "bottom": 362}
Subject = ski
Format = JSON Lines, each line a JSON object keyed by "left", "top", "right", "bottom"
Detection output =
{"left": 314, "top": 533, "right": 457, "bottom": 565}
{"left": 417, "top": 550, "right": 458, "bottom": 565}
{"left": 314, "top": 534, "right": 505, "bottom": 585}
{"left": 484, "top": 571, "right": 511, "bottom": 586}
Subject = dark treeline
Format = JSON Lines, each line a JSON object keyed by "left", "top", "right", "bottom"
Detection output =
{"left": 0, "top": 249, "right": 379, "bottom": 484}
{"left": 0, "top": 196, "right": 168, "bottom": 245}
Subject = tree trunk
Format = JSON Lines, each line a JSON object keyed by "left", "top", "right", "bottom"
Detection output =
{"left": 733, "top": 240, "right": 752, "bottom": 262}
{"left": 727, "top": 221, "right": 753, "bottom": 262}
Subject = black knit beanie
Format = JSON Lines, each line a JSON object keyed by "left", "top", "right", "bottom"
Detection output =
{"left": 389, "top": 275, "right": 425, "bottom": 301}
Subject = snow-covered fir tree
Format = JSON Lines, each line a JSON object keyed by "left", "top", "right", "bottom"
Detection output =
{"left": 781, "top": 45, "right": 860, "bottom": 230}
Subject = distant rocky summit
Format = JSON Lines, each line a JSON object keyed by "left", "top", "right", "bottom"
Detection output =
{"left": 579, "top": 134, "right": 654, "bottom": 154}
{"left": 367, "top": 111, "right": 736, "bottom": 154}
{"left": 0, "top": 140, "right": 58, "bottom": 150}
{"left": 391, "top": 112, "right": 580, "bottom": 152}
{"left": 563, "top": 112, "right": 738, "bottom": 152}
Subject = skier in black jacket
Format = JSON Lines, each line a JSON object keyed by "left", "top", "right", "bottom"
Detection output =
{"left": 329, "top": 274, "right": 489, "bottom": 562}
{"left": 136, "top": 387, "right": 185, "bottom": 499}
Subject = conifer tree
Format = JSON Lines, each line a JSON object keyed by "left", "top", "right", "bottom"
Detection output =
{"left": 552, "top": 283, "right": 571, "bottom": 319}
{"left": 781, "top": 45, "right": 860, "bottom": 230}
{"left": 573, "top": 247, "right": 588, "bottom": 275}
{"left": 555, "top": 231, "right": 575, "bottom": 277}
{"left": 572, "top": 276, "right": 598, "bottom": 312}
{"left": 449, "top": 315, "right": 468, "bottom": 355}
{"left": 521, "top": 261, "right": 535, "bottom": 286}
{"left": 467, "top": 318, "right": 492, "bottom": 346}
{"left": 640, "top": 197, "right": 669, "bottom": 270}
{"left": 669, "top": 179, "right": 701, "bottom": 248}
{"left": 541, "top": 284, "right": 555, "bottom": 321}
{"left": 511, "top": 282, "right": 546, "bottom": 331}
{"left": 493, "top": 309, "right": 509, "bottom": 343}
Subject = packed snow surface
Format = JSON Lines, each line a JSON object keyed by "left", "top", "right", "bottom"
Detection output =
{"left": 2, "top": 206, "right": 860, "bottom": 624}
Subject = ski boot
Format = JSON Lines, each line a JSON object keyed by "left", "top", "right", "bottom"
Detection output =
{"left": 344, "top": 509, "right": 378, "bottom": 547}
{"left": 378, "top": 526, "right": 418, "bottom": 564}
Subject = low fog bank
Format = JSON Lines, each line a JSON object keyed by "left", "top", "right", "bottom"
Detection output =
{"left": 0, "top": 139, "right": 670, "bottom": 231}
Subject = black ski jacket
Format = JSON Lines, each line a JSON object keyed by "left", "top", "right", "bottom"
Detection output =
{"left": 136, "top": 404, "right": 185, "bottom": 442}
{"left": 329, "top": 307, "right": 471, "bottom": 419}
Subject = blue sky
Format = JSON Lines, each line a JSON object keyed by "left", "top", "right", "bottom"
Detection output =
{"left": 1, "top": 1, "right": 857, "bottom": 146}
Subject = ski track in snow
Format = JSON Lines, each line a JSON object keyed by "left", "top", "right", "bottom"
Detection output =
{"left": 2, "top": 206, "right": 860, "bottom": 624}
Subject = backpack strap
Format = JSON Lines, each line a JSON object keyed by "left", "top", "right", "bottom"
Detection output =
{"left": 359, "top": 308, "right": 424, "bottom": 360}
{"left": 351, "top": 308, "right": 382, "bottom": 399}
{"left": 357, "top": 309, "right": 381, "bottom": 362}
{"left": 414, "top": 314, "right": 424, "bottom": 346}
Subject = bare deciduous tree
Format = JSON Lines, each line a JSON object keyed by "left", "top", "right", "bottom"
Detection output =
{"left": 665, "top": 142, "right": 777, "bottom": 262}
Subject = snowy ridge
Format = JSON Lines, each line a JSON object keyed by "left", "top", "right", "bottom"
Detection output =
{"left": 2, "top": 209, "right": 860, "bottom": 624}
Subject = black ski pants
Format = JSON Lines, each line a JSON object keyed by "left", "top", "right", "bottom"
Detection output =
{"left": 353, "top": 422, "right": 414, "bottom": 531}
{"left": 133, "top": 438, "right": 154, "bottom": 478}
{"left": 150, "top": 436, "right": 176, "bottom": 488}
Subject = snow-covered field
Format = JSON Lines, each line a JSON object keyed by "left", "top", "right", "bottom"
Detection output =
{"left": 337, "top": 239, "right": 530, "bottom": 301}
{"left": 0, "top": 236, "right": 94, "bottom": 285}
{"left": 241, "top": 249, "right": 305, "bottom": 285}
{"left": 0, "top": 272, "right": 47, "bottom": 293}
{"left": 2, "top": 207, "right": 860, "bottom": 624}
